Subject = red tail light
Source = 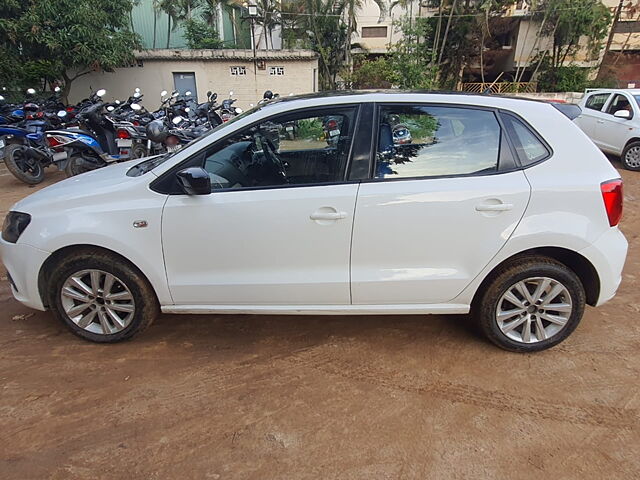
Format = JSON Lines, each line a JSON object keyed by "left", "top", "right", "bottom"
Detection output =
{"left": 601, "top": 179, "right": 623, "bottom": 227}
{"left": 36, "top": 111, "right": 44, "bottom": 118}
{"left": 47, "top": 136, "right": 62, "bottom": 147}
{"left": 116, "top": 128, "right": 131, "bottom": 139}
{"left": 165, "top": 135, "right": 179, "bottom": 146}
{"left": 133, "top": 120, "right": 140, "bottom": 126}
{"left": 327, "top": 119, "right": 338, "bottom": 129}
{"left": 66, "top": 107, "right": 74, "bottom": 112}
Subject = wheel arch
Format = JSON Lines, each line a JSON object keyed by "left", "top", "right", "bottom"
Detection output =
{"left": 471, "top": 246, "right": 600, "bottom": 308}
{"left": 38, "top": 244, "right": 159, "bottom": 309}
{"left": 623, "top": 137, "right": 640, "bottom": 150}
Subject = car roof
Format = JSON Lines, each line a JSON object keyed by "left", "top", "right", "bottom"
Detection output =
{"left": 585, "top": 88, "right": 640, "bottom": 95}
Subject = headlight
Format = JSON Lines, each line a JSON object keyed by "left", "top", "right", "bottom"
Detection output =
{"left": 2, "top": 211, "right": 31, "bottom": 243}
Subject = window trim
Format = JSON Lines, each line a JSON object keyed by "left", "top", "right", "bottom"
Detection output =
{"left": 367, "top": 102, "right": 520, "bottom": 183}
{"left": 150, "top": 104, "right": 363, "bottom": 195}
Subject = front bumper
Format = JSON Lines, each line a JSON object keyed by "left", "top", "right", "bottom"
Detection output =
{"left": 0, "top": 238, "right": 50, "bottom": 311}
{"left": 579, "top": 227, "right": 628, "bottom": 307}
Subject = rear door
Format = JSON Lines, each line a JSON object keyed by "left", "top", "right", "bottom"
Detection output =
{"left": 350, "top": 104, "right": 533, "bottom": 305}
{"left": 575, "top": 92, "right": 611, "bottom": 146}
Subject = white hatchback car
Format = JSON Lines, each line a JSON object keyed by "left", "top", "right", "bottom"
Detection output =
{"left": 0, "top": 92, "right": 627, "bottom": 352}
{"left": 575, "top": 88, "right": 640, "bottom": 170}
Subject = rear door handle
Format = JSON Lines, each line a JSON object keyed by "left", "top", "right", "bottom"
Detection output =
{"left": 310, "top": 211, "right": 347, "bottom": 221}
{"left": 475, "top": 203, "right": 513, "bottom": 212}
{"left": 596, "top": 120, "right": 604, "bottom": 124}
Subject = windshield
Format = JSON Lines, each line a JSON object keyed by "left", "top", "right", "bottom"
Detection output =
{"left": 634, "top": 95, "right": 640, "bottom": 107}
{"left": 126, "top": 105, "right": 262, "bottom": 177}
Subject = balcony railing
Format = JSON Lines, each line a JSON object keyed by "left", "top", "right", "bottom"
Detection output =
{"left": 458, "top": 82, "right": 538, "bottom": 94}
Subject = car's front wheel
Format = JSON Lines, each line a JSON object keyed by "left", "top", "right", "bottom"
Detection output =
{"left": 476, "top": 256, "right": 585, "bottom": 352}
{"left": 48, "top": 249, "right": 159, "bottom": 342}
{"left": 621, "top": 141, "right": 640, "bottom": 171}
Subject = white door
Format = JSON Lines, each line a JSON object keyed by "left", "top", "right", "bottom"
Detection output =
{"left": 161, "top": 106, "right": 360, "bottom": 306}
{"left": 351, "top": 104, "right": 532, "bottom": 305}
{"left": 575, "top": 92, "right": 611, "bottom": 146}
{"left": 596, "top": 93, "right": 635, "bottom": 155}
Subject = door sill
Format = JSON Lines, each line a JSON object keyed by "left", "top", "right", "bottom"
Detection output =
{"left": 161, "top": 304, "right": 470, "bottom": 315}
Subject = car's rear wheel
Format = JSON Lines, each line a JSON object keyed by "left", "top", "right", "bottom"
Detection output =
{"left": 621, "top": 141, "right": 640, "bottom": 171}
{"left": 48, "top": 250, "right": 159, "bottom": 342}
{"left": 476, "top": 256, "right": 585, "bottom": 352}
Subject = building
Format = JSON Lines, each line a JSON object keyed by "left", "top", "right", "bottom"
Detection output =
{"left": 70, "top": 49, "right": 319, "bottom": 110}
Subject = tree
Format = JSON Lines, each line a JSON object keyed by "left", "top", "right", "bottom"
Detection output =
{"left": 0, "top": 0, "right": 140, "bottom": 102}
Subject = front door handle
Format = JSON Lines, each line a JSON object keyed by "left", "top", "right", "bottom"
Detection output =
{"left": 596, "top": 119, "right": 604, "bottom": 124}
{"left": 310, "top": 211, "right": 347, "bottom": 221}
{"left": 475, "top": 203, "right": 513, "bottom": 212}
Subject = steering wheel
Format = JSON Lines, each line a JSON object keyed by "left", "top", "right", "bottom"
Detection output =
{"left": 260, "top": 135, "right": 287, "bottom": 182}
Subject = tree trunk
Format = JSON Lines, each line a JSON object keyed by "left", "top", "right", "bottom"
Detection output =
{"left": 438, "top": 0, "right": 457, "bottom": 65}
{"left": 166, "top": 15, "right": 171, "bottom": 48}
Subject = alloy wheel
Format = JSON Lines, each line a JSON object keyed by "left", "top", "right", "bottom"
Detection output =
{"left": 625, "top": 146, "right": 640, "bottom": 168}
{"left": 60, "top": 269, "right": 135, "bottom": 335}
{"left": 496, "top": 277, "right": 572, "bottom": 344}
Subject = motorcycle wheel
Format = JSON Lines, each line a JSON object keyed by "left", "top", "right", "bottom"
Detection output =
{"left": 65, "top": 154, "right": 100, "bottom": 177}
{"left": 131, "top": 144, "right": 148, "bottom": 159}
{"left": 4, "top": 144, "right": 45, "bottom": 185}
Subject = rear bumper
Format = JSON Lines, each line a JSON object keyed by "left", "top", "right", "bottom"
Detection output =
{"left": 579, "top": 227, "right": 628, "bottom": 307}
{"left": 0, "top": 238, "right": 49, "bottom": 311}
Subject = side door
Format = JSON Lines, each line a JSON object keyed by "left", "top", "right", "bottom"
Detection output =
{"left": 597, "top": 93, "right": 635, "bottom": 155}
{"left": 159, "top": 105, "right": 361, "bottom": 306}
{"left": 350, "top": 104, "right": 534, "bottom": 305}
{"left": 575, "top": 92, "right": 611, "bottom": 145}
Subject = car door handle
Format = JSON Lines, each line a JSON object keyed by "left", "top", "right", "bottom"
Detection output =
{"left": 310, "top": 211, "right": 347, "bottom": 221}
{"left": 475, "top": 203, "right": 513, "bottom": 212}
{"left": 596, "top": 120, "right": 604, "bottom": 124}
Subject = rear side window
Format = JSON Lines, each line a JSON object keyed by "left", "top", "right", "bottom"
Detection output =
{"left": 374, "top": 105, "right": 503, "bottom": 179}
{"left": 502, "top": 113, "right": 550, "bottom": 166}
{"left": 585, "top": 93, "right": 610, "bottom": 111}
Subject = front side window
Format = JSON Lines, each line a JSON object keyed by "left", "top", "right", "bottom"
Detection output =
{"left": 606, "top": 94, "right": 633, "bottom": 117}
{"left": 202, "top": 108, "right": 357, "bottom": 189}
{"left": 585, "top": 93, "right": 610, "bottom": 111}
{"left": 374, "top": 105, "right": 502, "bottom": 179}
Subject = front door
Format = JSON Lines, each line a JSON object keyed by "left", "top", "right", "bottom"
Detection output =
{"left": 161, "top": 106, "right": 360, "bottom": 306}
{"left": 575, "top": 92, "right": 611, "bottom": 146}
{"left": 597, "top": 93, "right": 636, "bottom": 155}
{"left": 350, "top": 103, "right": 531, "bottom": 305}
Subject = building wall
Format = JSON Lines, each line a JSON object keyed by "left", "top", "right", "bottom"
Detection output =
{"left": 353, "top": 0, "right": 415, "bottom": 52}
{"left": 69, "top": 54, "right": 319, "bottom": 111}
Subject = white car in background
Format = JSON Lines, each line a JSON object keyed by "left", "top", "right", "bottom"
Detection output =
{"left": 0, "top": 92, "right": 628, "bottom": 352}
{"left": 575, "top": 88, "right": 640, "bottom": 170}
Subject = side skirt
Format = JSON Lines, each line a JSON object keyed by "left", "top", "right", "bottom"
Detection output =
{"left": 161, "top": 304, "right": 471, "bottom": 315}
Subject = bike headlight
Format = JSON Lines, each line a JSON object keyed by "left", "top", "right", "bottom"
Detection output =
{"left": 2, "top": 211, "right": 31, "bottom": 243}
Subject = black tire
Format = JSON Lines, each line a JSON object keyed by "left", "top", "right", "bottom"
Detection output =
{"left": 4, "top": 144, "right": 45, "bottom": 184}
{"left": 48, "top": 249, "right": 159, "bottom": 343}
{"left": 621, "top": 141, "right": 640, "bottom": 171}
{"left": 65, "top": 154, "right": 100, "bottom": 177}
{"left": 131, "top": 143, "right": 148, "bottom": 159}
{"left": 475, "top": 256, "right": 586, "bottom": 352}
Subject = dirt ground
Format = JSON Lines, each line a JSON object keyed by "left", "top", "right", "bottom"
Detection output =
{"left": 0, "top": 159, "right": 639, "bottom": 480}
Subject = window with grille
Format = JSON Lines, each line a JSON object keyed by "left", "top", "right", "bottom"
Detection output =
{"left": 230, "top": 66, "right": 247, "bottom": 76}
{"left": 269, "top": 66, "right": 285, "bottom": 76}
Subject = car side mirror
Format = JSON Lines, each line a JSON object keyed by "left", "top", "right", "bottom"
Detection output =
{"left": 177, "top": 167, "right": 211, "bottom": 195}
{"left": 614, "top": 109, "right": 631, "bottom": 119}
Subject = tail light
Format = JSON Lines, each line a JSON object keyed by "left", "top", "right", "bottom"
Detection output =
{"left": 327, "top": 119, "right": 338, "bottom": 129}
{"left": 601, "top": 179, "right": 623, "bottom": 227}
{"left": 133, "top": 120, "right": 140, "bottom": 126}
{"left": 66, "top": 107, "right": 74, "bottom": 112}
{"left": 116, "top": 128, "right": 131, "bottom": 139}
{"left": 47, "top": 135, "right": 63, "bottom": 147}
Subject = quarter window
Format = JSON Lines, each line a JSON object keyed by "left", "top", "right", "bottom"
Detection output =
{"left": 374, "top": 105, "right": 502, "bottom": 179}
{"left": 201, "top": 108, "right": 357, "bottom": 189}
{"left": 585, "top": 93, "right": 610, "bottom": 111}
{"left": 502, "top": 113, "right": 550, "bottom": 166}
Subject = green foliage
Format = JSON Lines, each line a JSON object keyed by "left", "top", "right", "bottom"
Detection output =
{"left": 388, "top": 17, "right": 438, "bottom": 89}
{"left": 184, "top": 19, "right": 224, "bottom": 48}
{"left": 349, "top": 57, "right": 399, "bottom": 89}
{"left": 0, "top": 0, "right": 139, "bottom": 100}
{"left": 296, "top": 118, "right": 324, "bottom": 140}
{"left": 537, "top": 63, "right": 590, "bottom": 92}
{"left": 399, "top": 114, "right": 439, "bottom": 140}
